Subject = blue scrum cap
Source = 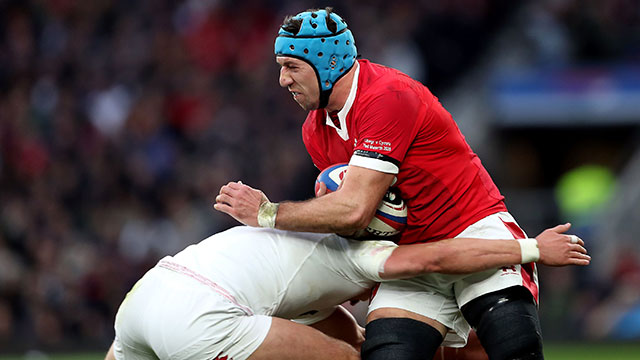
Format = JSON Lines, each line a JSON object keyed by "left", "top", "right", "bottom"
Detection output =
{"left": 275, "top": 9, "right": 357, "bottom": 108}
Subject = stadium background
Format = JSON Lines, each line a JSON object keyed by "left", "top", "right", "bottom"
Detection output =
{"left": 0, "top": 0, "right": 639, "bottom": 358}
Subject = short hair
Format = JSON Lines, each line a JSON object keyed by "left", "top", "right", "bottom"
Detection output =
{"left": 281, "top": 7, "right": 338, "bottom": 35}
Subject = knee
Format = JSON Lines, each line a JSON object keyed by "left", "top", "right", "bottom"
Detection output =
{"left": 462, "top": 287, "right": 543, "bottom": 360}
{"left": 361, "top": 318, "right": 443, "bottom": 360}
{"left": 482, "top": 329, "right": 542, "bottom": 360}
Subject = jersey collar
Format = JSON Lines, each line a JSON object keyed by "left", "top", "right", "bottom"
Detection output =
{"left": 325, "top": 61, "right": 360, "bottom": 141}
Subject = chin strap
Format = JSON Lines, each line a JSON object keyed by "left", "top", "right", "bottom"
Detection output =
{"left": 317, "top": 60, "right": 356, "bottom": 109}
{"left": 319, "top": 89, "right": 332, "bottom": 109}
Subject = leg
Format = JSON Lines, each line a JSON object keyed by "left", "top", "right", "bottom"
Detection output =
{"left": 249, "top": 317, "right": 359, "bottom": 360}
{"left": 105, "top": 342, "right": 116, "bottom": 360}
{"left": 461, "top": 286, "right": 543, "bottom": 360}
{"left": 363, "top": 277, "right": 471, "bottom": 360}
{"left": 362, "top": 308, "right": 446, "bottom": 360}
{"left": 433, "top": 330, "right": 489, "bottom": 360}
{"left": 310, "top": 305, "right": 365, "bottom": 351}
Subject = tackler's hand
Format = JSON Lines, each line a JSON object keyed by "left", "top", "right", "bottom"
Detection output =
{"left": 536, "top": 223, "right": 591, "bottom": 266}
{"left": 214, "top": 181, "right": 269, "bottom": 227}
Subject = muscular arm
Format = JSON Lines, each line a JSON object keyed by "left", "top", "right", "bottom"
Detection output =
{"left": 381, "top": 223, "right": 591, "bottom": 280}
{"left": 214, "top": 166, "right": 395, "bottom": 233}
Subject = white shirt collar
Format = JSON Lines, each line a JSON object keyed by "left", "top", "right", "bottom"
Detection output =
{"left": 325, "top": 61, "right": 360, "bottom": 141}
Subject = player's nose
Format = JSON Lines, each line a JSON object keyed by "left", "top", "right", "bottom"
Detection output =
{"left": 279, "top": 68, "right": 293, "bottom": 87}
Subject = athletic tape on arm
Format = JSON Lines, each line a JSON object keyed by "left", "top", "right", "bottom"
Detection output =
{"left": 517, "top": 238, "right": 540, "bottom": 263}
{"left": 349, "top": 240, "right": 398, "bottom": 282}
{"left": 257, "top": 201, "right": 279, "bottom": 228}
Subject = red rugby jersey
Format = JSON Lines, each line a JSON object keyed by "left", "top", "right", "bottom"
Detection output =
{"left": 302, "top": 60, "right": 507, "bottom": 244}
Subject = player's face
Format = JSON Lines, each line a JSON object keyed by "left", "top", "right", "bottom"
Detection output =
{"left": 276, "top": 56, "right": 320, "bottom": 111}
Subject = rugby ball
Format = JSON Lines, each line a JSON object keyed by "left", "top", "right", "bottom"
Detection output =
{"left": 315, "top": 163, "right": 407, "bottom": 237}
{"left": 315, "top": 162, "right": 349, "bottom": 195}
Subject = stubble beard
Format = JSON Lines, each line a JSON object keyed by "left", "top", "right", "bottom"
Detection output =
{"left": 297, "top": 99, "right": 319, "bottom": 111}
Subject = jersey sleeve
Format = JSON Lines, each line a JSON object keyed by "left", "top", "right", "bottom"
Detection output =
{"left": 350, "top": 90, "right": 423, "bottom": 174}
{"left": 344, "top": 239, "right": 398, "bottom": 282}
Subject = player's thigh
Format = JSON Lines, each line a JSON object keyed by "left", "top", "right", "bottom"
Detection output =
{"left": 368, "top": 278, "right": 470, "bottom": 347}
{"left": 249, "top": 317, "right": 359, "bottom": 360}
{"left": 454, "top": 211, "right": 538, "bottom": 307}
{"left": 367, "top": 307, "right": 448, "bottom": 336}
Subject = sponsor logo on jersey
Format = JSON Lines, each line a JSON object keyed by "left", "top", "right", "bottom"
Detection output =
{"left": 500, "top": 265, "right": 517, "bottom": 275}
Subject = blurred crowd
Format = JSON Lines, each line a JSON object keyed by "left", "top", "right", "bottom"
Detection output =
{"left": 510, "top": 0, "right": 640, "bottom": 342}
{"left": 0, "top": 0, "right": 638, "bottom": 352}
{"left": 523, "top": 0, "right": 640, "bottom": 66}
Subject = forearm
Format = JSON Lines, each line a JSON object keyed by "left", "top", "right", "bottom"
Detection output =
{"left": 215, "top": 166, "right": 393, "bottom": 232}
{"left": 381, "top": 238, "right": 522, "bottom": 279}
{"left": 381, "top": 223, "right": 589, "bottom": 279}
{"left": 275, "top": 193, "right": 369, "bottom": 233}
{"left": 274, "top": 166, "right": 394, "bottom": 233}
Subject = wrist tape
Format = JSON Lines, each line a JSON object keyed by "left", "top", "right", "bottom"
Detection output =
{"left": 517, "top": 238, "right": 540, "bottom": 263}
{"left": 257, "top": 201, "right": 279, "bottom": 228}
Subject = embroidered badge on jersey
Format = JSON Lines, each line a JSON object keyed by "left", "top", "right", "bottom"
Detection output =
{"left": 362, "top": 138, "right": 393, "bottom": 153}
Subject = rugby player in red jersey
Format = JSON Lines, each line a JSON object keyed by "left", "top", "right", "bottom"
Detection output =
{"left": 216, "top": 7, "right": 566, "bottom": 360}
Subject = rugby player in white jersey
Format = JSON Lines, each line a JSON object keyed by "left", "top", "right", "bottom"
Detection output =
{"left": 105, "top": 224, "right": 588, "bottom": 360}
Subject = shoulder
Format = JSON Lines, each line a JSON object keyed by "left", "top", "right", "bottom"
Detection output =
{"left": 357, "top": 60, "right": 432, "bottom": 106}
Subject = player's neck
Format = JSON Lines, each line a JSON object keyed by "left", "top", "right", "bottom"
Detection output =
{"left": 324, "top": 65, "right": 357, "bottom": 113}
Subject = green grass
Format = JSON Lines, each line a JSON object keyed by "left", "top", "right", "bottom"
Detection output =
{"left": 1, "top": 343, "right": 639, "bottom": 359}
{"left": 0, "top": 354, "right": 103, "bottom": 360}
{"left": 545, "top": 342, "right": 640, "bottom": 360}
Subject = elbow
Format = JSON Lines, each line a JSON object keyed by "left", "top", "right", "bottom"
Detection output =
{"left": 420, "top": 257, "right": 444, "bottom": 274}
{"left": 405, "top": 254, "right": 442, "bottom": 277}
{"left": 328, "top": 191, "right": 378, "bottom": 232}
{"left": 343, "top": 207, "right": 375, "bottom": 232}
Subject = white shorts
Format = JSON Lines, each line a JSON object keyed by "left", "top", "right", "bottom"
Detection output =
{"left": 368, "top": 212, "right": 538, "bottom": 347}
{"left": 113, "top": 262, "right": 271, "bottom": 360}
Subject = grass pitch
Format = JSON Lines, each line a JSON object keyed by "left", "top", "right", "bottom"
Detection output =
{"left": 1, "top": 342, "right": 639, "bottom": 359}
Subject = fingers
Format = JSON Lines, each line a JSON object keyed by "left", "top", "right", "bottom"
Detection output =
{"left": 215, "top": 193, "right": 233, "bottom": 206}
{"left": 569, "top": 243, "right": 588, "bottom": 254}
{"left": 315, "top": 182, "right": 327, "bottom": 197}
{"left": 571, "top": 252, "right": 591, "bottom": 261}
{"left": 568, "top": 258, "right": 591, "bottom": 266}
{"left": 215, "top": 182, "right": 245, "bottom": 210}
{"left": 567, "top": 234, "right": 583, "bottom": 245}
{"left": 569, "top": 251, "right": 591, "bottom": 265}
{"left": 226, "top": 181, "right": 246, "bottom": 190}
{"left": 220, "top": 181, "right": 240, "bottom": 194}
{"left": 550, "top": 222, "right": 572, "bottom": 234}
{"left": 557, "top": 233, "right": 583, "bottom": 246}
{"left": 213, "top": 202, "right": 232, "bottom": 214}
{"left": 219, "top": 181, "right": 251, "bottom": 195}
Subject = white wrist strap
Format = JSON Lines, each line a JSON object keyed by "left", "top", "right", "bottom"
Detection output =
{"left": 517, "top": 238, "right": 540, "bottom": 263}
{"left": 257, "top": 201, "right": 279, "bottom": 228}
